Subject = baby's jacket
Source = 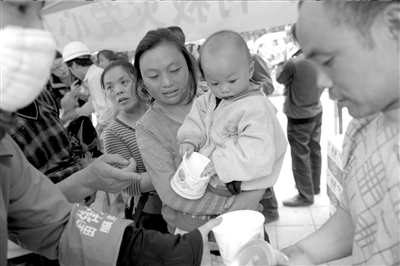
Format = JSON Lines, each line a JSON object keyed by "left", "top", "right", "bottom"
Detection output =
{"left": 177, "top": 87, "right": 287, "bottom": 191}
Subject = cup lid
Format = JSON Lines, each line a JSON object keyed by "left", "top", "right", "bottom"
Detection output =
{"left": 229, "top": 239, "right": 278, "bottom": 266}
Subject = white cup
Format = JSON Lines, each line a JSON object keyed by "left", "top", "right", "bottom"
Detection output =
{"left": 212, "top": 210, "right": 265, "bottom": 265}
{"left": 171, "top": 152, "right": 211, "bottom": 200}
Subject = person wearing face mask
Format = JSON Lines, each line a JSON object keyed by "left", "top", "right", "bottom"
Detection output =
{"left": 1, "top": 2, "right": 223, "bottom": 266}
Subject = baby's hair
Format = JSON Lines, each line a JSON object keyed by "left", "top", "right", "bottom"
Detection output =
{"left": 200, "top": 30, "right": 251, "bottom": 64}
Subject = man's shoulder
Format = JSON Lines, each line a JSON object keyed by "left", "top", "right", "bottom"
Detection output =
{"left": 85, "top": 65, "right": 103, "bottom": 80}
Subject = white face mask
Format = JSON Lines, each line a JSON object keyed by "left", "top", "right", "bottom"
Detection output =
{"left": 0, "top": 26, "right": 56, "bottom": 112}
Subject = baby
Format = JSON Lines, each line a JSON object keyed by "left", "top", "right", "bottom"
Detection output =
{"left": 178, "top": 30, "right": 287, "bottom": 199}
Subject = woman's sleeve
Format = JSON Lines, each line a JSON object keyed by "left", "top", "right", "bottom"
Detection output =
{"left": 103, "top": 128, "right": 141, "bottom": 196}
{"left": 104, "top": 128, "right": 132, "bottom": 161}
{"left": 136, "top": 125, "right": 228, "bottom": 216}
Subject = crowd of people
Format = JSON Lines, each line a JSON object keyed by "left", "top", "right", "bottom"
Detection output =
{"left": 1, "top": 1, "right": 398, "bottom": 266}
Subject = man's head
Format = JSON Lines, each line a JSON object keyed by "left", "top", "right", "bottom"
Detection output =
{"left": 167, "top": 26, "right": 186, "bottom": 45}
{"left": 62, "top": 41, "right": 93, "bottom": 80}
{"left": 200, "top": 30, "right": 254, "bottom": 100}
{"left": 1, "top": 1, "right": 55, "bottom": 140}
{"left": 51, "top": 50, "right": 70, "bottom": 79}
{"left": 297, "top": 2, "right": 400, "bottom": 119}
{"left": 97, "top": 49, "right": 114, "bottom": 69}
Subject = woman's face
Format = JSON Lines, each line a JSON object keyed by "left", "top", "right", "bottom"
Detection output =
{"left": 51, "top": 58, "right": 70, "bottom": 78}
{"left": 139, "top": 42, "right": 191, "bottom": 106}
{"left": 103, "top": 66, "right": 139, "bottom": 113}
{"left": 98, "top": 53, "right": 112, "bottom": 69}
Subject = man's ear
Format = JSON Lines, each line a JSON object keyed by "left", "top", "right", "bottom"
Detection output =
{"left": 383, "top": 3, "right": 400, "bottom": 42}
{"left": 248, "top": 60, "right": 255, "bottom": 78}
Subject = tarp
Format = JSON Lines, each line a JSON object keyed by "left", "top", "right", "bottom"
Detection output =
{"left": 42, "top": 0, "right": 298, "bottom": 52}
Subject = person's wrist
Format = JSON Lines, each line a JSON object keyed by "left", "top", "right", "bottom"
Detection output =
{"left": 76, "top": 168, "right": 96, "bottom": 196}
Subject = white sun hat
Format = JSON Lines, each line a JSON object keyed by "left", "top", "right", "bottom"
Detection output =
{"left": 62, "top": 41, "right": 91, "bottom": 63}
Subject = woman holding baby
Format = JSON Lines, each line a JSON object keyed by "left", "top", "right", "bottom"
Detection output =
{"left": 133, "top": 28, "right": 267, "bottom": 239}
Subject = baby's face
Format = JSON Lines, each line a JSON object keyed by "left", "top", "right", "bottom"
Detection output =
{"left": 201, "top": 47, "right": 253, "bottom": 100}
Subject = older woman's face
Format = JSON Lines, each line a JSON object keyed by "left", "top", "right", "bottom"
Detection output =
{"left": 51, "top": 58, "right": 70, "bottom": 78}
{"left": 139, "top": 42, "right": 191, "bottom": 106}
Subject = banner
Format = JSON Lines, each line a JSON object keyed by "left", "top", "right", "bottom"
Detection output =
{"left": 42, "top": 1, "right": 298, "bottom": 52}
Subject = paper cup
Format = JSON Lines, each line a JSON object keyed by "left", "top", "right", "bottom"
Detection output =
{"left": 171, "top": 152, "right": 211, "bottom": 200}
{"left": 212, "top": 210, "right": 265, "bottom": 265}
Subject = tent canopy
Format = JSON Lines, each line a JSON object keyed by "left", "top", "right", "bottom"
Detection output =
{"left": 42, "top": 0, "right": 298, "bottom": 52}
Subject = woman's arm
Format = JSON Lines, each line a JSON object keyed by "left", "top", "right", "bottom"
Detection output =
{"left": 103, "top": 127, "right": 154, "bottom": 196}
{"left": 136, "top": 124, "right": 229, "bottom": 216}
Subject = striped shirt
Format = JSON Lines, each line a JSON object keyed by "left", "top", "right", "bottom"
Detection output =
{"left": 103, "top": 118, "right": 162, "bottom": 214}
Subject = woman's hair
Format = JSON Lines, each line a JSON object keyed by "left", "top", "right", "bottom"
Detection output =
{"left": 100, "top": 60, "right": 152, "bottom": 103}
{"left": 111, "top": 52, "right": 129, "bottom": 62}
{"left": 97, "top": 49, "right": 114, "bottom": 62}
{"left": 133, "top": 28, "right": 198, "bottom": 104}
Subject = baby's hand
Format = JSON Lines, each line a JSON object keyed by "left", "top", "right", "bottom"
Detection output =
{"left": 201, "top": 161, "right": 216, "bottom": 178}
{"left": 179, "top": 143, "right": 195, "bottom": 159}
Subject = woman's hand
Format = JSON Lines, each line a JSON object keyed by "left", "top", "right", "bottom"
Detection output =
{"left": 280, "top": 244, "right": 315, "bottom": 265}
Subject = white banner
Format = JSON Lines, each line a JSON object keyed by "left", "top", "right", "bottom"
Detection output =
{"left": 42, "top": 1, "right": 298, "bottom": 52}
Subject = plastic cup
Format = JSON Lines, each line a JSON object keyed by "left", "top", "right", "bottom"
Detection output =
{"left": 212, "top": 210, "right": 265, "bottom": 265}
{"left": 229, "top": 239, "right": 289, "bottom": 266}
{"left": 171, "top": 152, "right": 211, "bottom": 200}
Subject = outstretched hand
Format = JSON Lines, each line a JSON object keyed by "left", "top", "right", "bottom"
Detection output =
{"left": 83, "top": 154, "right": 141, "bottom": 193}
{"left": 279, "top": 245, "right": 314, "bottom": 265}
